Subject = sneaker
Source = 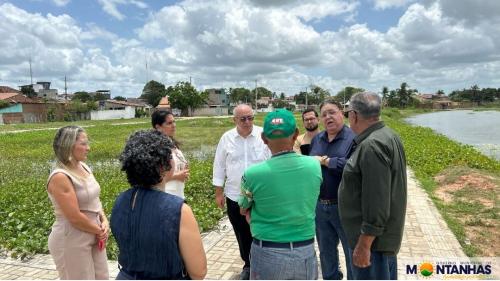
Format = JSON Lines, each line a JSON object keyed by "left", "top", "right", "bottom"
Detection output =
{"left": 240, "top": 267, "right": 250, "bottom": 280}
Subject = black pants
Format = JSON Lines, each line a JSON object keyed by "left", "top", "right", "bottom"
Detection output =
{"left": 226, "top": 197, "right": 252, "bottom": 268}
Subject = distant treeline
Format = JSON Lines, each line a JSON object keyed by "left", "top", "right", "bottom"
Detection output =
{"left": 449, "top": 85, "right": 500, "bottom": 104}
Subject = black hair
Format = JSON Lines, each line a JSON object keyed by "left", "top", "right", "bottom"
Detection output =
{"left": 319, "top": 100, "right": 343, "bottom": 111}
{"left": 302, "top": 108, "right": 318, "bottom": 120}
{"left": 120, "top": 130, "right": 174, "bottom": 188}
{"left": 151, "top": 110, "right": 181, "bottom": 148}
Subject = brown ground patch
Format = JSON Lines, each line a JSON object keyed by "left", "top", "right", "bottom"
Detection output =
{"left": 435, "top": 172, "right": 497, "bottom": 205}
{"left": 434, "top": 168, "right": 499, "bottom": 257}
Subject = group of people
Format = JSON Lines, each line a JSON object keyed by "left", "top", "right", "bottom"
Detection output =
{"left": 45, "top": 91, "right": 407, "bottom": 280}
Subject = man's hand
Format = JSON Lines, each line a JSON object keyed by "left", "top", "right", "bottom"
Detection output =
{"left": 314, "top": 155, "right": 329, "bottom": 166}
{"left": 214, "top": 186, "right": 225, "bottom": 209}
{"left": 352, "top": 234, "right": 375, "bottom": 268}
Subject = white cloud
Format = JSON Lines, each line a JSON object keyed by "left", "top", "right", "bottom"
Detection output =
{"left": 372, "top": 0, "right": 416, "bottom": 10}
{"left": 1, "top": 0, "right": 500, "bottom": 98}
{"left": 53, "top": 0, "right": 70, "bottom": 7}
{"left": 97, "top": 0, "right": 148, "bottom": 20}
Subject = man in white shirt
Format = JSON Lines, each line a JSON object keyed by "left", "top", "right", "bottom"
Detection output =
{"left": 213, "top": 104, "right": 271, "bottom": 280}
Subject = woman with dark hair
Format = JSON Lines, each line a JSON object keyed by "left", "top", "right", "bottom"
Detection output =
{"left": 111, "top": 130, "right": 206, "bottom": 280}
{"left": 151, "top": 110, "right": 189, "bottom": 199}
{"left": 47, "top": 126, "right": 109, "bottom": 279}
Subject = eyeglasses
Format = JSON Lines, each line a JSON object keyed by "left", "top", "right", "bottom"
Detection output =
{"left": 343, "top": 110, "right": 356, "bottom": 118}
{"left": 238, "top": 116, "right": 254, "bottom": 122}
{"left": 303, "top": 118, "right": 317, "bottom": 123}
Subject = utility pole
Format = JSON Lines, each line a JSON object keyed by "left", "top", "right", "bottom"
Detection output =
{"left": 305, "top": 86, "right": 308, "bottom": 109}
{"left": 64, "top": 76, "right": 68, "bottom": 100}
{"left": 254, "top": 79, "right": 258, "bottom": 110}
{"left": 145, "top": 56, "right": 149, "bottom": 83}
{"left": 29, "top": 57, "right": 33, "bottom": 85}
{"left": 343, "top": 86, "right": 346, "bottom": 109}
{"left": 189, "top": 76, "right": 192, "bottom": 85}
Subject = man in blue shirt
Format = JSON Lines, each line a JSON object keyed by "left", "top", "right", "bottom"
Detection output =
{"left": 310, "top": 100, "right": 356, "bottom": 280}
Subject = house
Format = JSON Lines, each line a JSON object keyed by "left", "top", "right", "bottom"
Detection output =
{"left": 206, "top": 88, "right": 229, "bottom": 107}
{"left": 89, "top": 90, "right": 111, "bottom": 100}
{"left": 0, "top": 92, "right": 47, "bottom": 124}
{"left": 20, "top": 82, "right": 58, "bottom": 100}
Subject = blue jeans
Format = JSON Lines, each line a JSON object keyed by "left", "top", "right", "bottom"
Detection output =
{"left": 316, "top": 202, "right": 353, "bottom": 280}
{"left": 349, "top": 250, "right": 397, "bottom": 280}
{"left": 250, "top": 242, "right": 318, "bottom": 280}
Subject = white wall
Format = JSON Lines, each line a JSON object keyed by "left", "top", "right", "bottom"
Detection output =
{"left": 192, "top": 107, "right": 228, "bottom": 116}
{"left": 90, "top": 106, "right": 135, "bottom": 120}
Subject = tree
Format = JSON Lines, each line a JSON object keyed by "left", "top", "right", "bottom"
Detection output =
{"left": 0, "top": 100, "right": 10, "bottom": 109}
{"left": 21, "top": 85, "right": 37, "bottom": 98}
{"left": 382, "top": 86, "right": 389, "bottom": 106}
{"left": 396, "top": 82, "right": 418, "bottom": 108}
{"left": 113, "top": 96, "right": 127, "bottom": 101}
{"left": 387, "top": 90, "right": 399, "bottom": 107}
{"left": 72, "top": 91, "right": 92, "bottom": 102}
{"left": 335, "top": 86, "right": 364, "bottom": 104}
{"left": 93, "top": 92, "right": 108, "bottom": 101}
{"left": 230, "top": 87, "right": 252, "bottom": 104}
{"left": 251, "top": 86, "right": 273, "bottom": 99}
{"left": 310, "top": 85, "right": 330, "bottom": 104}
{"left": 168, "top": 81, "right": 208, "bottom": 116}
{"left": 140, "top": 80, "right": 167, "bottom": 107}
{"left": 279, "top": 92, "right": 285, "bottom": 100}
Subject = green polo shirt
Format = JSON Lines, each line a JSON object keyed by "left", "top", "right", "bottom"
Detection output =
{"left": 239, "top": 152, "right": 322, "bottom": 242}
{"left": 338, "top": 121, "right": 407, "bottom": 255}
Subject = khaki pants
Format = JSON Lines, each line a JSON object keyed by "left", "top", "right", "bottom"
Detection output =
{"left": 48, "top": 212, "right": 109, "bottom": 280}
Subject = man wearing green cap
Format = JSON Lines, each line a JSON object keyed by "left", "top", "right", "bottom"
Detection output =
{"left": 238, "top": 109, "right": 323, "bottom": 280}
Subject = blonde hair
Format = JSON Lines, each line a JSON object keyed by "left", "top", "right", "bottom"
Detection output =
{"left": 53, "top": 126, "right": 86, "bottom": 177}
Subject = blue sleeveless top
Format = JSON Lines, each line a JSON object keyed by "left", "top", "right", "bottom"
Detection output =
{"left": 111, "top": 187, "right": 186, "bottom": 279}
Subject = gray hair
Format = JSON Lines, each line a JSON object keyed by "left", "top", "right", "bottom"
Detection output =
{"left": 349, "top": 92, "right": 381, "bottom": 119}
{"left": 233, "top": 104, "right": 253, "bottom": 117}
{"left": 53, "top": 126, "right": 85, "bottom": 168}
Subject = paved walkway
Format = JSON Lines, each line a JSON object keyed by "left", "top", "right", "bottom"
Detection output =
{"left": 0, "top": 169, "right": 466, "bottom": 279}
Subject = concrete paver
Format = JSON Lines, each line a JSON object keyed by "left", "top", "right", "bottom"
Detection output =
{"left": 0, "top": 169, "right": 469, "bottom": 279}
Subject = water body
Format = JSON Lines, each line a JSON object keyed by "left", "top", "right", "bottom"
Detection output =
{"left": 405, "top": 110, "right": 500, "bottom": 161}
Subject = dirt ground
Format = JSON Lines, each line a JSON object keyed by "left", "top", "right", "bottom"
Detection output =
{"left": 434, "top": 168, "right": 499, "bottom": 257}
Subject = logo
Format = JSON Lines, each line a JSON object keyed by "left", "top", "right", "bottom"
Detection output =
{"left": 271, "top": 118, "right": 283, "bottom": 125}
{"left": 420, "top": 262, "right": 434, "bottom": 277}
{"left": 405, "top": 259, "right": 494, "bottom": 279}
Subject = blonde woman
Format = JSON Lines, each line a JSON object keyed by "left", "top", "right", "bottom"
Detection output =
{"left": 47, "top": 126, "right": 109, "bottom": 279}
{"left": 152, "top": 110, "right": 189, "bottom": 199}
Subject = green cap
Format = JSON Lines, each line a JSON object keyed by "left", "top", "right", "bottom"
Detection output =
{"left": 263, "top": 109, "right": 296, "bottom": 139}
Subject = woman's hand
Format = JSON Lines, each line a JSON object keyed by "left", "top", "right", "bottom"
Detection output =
{"left": 174, "top": 169, "right": 190, "bottom": 182}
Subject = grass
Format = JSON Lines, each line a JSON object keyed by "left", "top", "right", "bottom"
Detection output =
{"left": 383, "top": 108, "right": 500, "bottom": 257}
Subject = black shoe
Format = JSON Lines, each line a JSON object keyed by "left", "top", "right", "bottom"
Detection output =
{"left": 240, "top": 267, "right": 250, "bottom": 280}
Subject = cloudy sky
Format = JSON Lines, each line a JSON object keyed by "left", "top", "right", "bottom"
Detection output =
{"left": 1, "top": 0, "right": 499, "bottom": 98}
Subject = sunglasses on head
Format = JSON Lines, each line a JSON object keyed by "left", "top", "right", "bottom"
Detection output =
{"left": 343, "top": 110, "right": 356, "bottom": 118}
{"left": 238, "top": 116, "right": 254, "bottom": 122}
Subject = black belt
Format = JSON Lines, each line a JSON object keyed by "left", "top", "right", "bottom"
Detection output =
{"left": 318, "top": 198, "right": 338, "bottom": 204}
{"left": 253, "top": 238, "right": 314, "bottom": 249}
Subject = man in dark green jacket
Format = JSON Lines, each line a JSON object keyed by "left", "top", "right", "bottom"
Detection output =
{"left": 339, "top": 92, "right": 407, "bottom": 280}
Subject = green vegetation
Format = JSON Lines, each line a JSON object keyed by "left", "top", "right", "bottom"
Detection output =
{"left": 382, "top": 108, "right": 500, "bottom": 256}
{"left": 0, "top": 116, "right": 250, "bottom": 260}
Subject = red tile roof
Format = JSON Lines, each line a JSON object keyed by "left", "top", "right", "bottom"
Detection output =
{"left": 0, "top": 86, "right": 21, "bottom": 94}
{"left": 0, "top": 93, "right": 36, "bottom": 103}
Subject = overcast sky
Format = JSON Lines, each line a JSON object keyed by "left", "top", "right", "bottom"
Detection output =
{"left": 1, "top": 0, "right": 499, "bottom": 97}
